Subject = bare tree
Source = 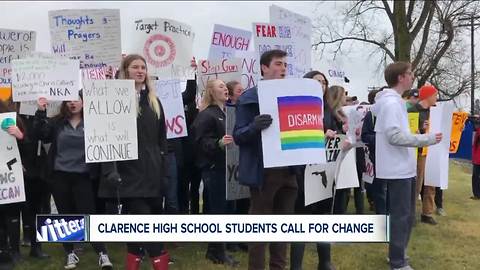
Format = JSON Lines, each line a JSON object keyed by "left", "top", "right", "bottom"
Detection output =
{"left": 313, "top": 0, "right": 480, "bottom": 100}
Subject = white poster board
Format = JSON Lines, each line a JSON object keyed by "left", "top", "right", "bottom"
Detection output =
{"left": 258, "top": 78, "right": 325, "bottom": 167}
{"left": 425, "top": 101, "right": 455, "bottom": 189}
{"left": 335, "top": 148, "right": 359, "bottom": 189}
{"left": 304, "top": 163, "right": 335, "bottom": 206}
{"left": 235, "top": 51, "right": 260, "bottom": 90}
{"left": 0, "top": 112, "right": 26, "bottom": 205}
{"left": 197, "top": 58, "right": 242, "bottom": 97}
{"left": 83, "top": 80, "right": 138, "bottom": 163}
{"left": 252, "top": 23, "right": 297, "bottom": 78}
{"left": 226, "top": 106, "right": 250, "bottom": 200}
{"left": 48, "top": 9, "right": 122, "bottom": 69}
{"left": 19, "top": 100, "right": 62, "bottom": 118}
{"left": 343, "top": 104, "right": 371, "bottom": 145}
{"left": 208, "top": 24, "right": 251, "bottom": 60}
{"left": 131, "top": 18, "right": 195, "bottom": 80}
{"left": 0, "top": 28, "right": 36, "bottom": 87}
{"left": 11, "top": 57, "right": 80, "bottom": 101}
{"left": 155, "top": 79, "right": 187, "bottom": 139}
{"left": 269, "top": 5, "right": 312, "bottom": 77}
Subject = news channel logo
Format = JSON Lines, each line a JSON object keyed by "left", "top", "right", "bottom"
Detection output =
{"left": 36, "top": 215, "right": 87, "bottom": 242}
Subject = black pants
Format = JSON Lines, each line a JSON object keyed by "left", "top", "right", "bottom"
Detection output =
{"left": 0, "top": 204, "right": 21, "bottom": 253}
{"left": 22, "top": 176, "right": 51, "bottom": 247}
{"left": 52, "top": 171, "right": 107, "bottom": 254}
{"left": 124, "top": 198, "right": 164, "bottom": 257}
{"left": 435, "top": 187, "right": 443, "bottom": 209}
{"left": 177, "top": 163, "right": 203, "bottom": 214}
{"left": 473, "top": 164, "right": 480, "bottom": 198}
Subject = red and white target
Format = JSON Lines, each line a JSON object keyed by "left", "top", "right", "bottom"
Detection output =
{"left": 143, "top": 34, "right": 176, "bottom": 68}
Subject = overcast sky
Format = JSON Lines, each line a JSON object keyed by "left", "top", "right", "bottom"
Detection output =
{"left": 1, "top": 1, "right": 395, "bottom": 101}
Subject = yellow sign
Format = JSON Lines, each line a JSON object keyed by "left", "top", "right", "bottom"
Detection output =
{"left": 408, "top": 112, "right": 420, "bottom": 156}
{"left": 449, "top": 112, "right": 468, "bottom": 153}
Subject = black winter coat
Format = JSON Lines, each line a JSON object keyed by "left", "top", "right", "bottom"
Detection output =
{"left": 18, "top": 115, "right": 47, "bottom": 180}
{"left": 98, "top": 90, "right": 168, "bottom": 198}
{"left": 192, "top": 105, "right": 226, "bottom": 170}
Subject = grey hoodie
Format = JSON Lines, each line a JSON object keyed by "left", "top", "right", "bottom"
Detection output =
{"left": 371, "top": 88, "right": 436, "bottom": 179}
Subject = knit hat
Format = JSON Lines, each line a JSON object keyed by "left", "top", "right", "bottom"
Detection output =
{"left": 419, "top": 85, "right": 438, "bottom": 100}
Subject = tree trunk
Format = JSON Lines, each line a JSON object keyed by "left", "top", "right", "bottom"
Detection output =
{"left": 393, "top": 0, "right": 411, "bottom": 61}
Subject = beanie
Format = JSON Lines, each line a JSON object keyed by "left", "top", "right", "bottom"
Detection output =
{"left": 419, "top": 85, "right": 437, "bottom": 101}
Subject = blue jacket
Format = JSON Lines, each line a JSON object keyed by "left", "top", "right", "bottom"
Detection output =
{"left": 233, "top": 87, "right": 264, "bottom": 187}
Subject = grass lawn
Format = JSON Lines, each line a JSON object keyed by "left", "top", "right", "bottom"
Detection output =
{"left": 12, "top": 160, "right": 480, "bottom": 270}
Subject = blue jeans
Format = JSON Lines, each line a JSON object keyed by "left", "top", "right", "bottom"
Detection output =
{"left": 164, "top": 152, "right": 178, "bottom": 214}
{"left": 202, "top": 166, "right": 230, "bottom": 214}
{"left": 383, "top": 178, "right": 416, "bottom": 269}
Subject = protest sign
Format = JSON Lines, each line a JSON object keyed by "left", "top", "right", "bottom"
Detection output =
{"left": 131, "top": 18, "right": 195, "bottom": 80}
{"left": 363, "top": 146, "right": 374, "bottom": 184}
{"left": 235, "top": 51, "right": 260, "bottom": 89}
{"left": 197, "top": 58, "right": 242, "bottom": 97}
{"left": 208, "top": 24, "right": 251, "bottom": 60}
{"left": 226, "top": 106, "right": 250, "bottom": 200}
{"left": 343, "top": 104, "right": 371, "bottom": 145}
{"left": 304, "top": 163, "right": 335, "bottom": 206}
{"left": 252, "top": 22, "right": 297, "bottom": 78}
{"left": 0, "top": 112, "right": 26, "bottom": 205}
{"left": 0, "top": 28, "right": 36, "bottom": 88}
{"left": 81, "top": 66, "right": 119, "bottom": 80}
{"left": 269, "top": 5, "right": 312, "bottom": 77}
{"left": 155, "top": 79, "right": 187, "bottom": 139}
{"left": 425, "top": 101, "right": 455, "bottom": 189}
{"left": 48, "top": 9, "right": 122, "bottom": 69}
{"left": 450, "top": 111, "right": 468, "bottom": 153}
{"left": 11, "top": 57, "right": 80, "bottom": 102}
{"left": 19, "top": 100, "right": 62, "bottom": 118}
{"left": 335, "top": 148, "right": 359, "bottom": 189}
{"left": 258, "top": 78, "right": 325, "bottom": 167}
{"left": 83, "top": 80, "right": 138, "bottom": 163}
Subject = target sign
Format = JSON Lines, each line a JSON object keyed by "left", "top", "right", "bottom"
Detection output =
{"left": 143, "top": 34, "right": 176, "bottom": 68}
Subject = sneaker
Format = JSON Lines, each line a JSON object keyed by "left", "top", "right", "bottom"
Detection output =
{"left": 64, "top": 252, "right": 79, "bottom": 269}
{"left": 420, "top": 215, "right": 438, "bottom": 225}
{"left": 392, "top": 265, "right": 415, "bottom": 270}
{"left": 470, "top": 196, "right": 480, "bottom": 200}
{"left": 436, "top": 208, "right": 446, "bottom": 216}
{"left": 98, "top": 252, "right": 113, "bottom": 269}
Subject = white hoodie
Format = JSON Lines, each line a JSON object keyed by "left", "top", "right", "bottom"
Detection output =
{"left": 372, "top": 88, "right": 436, "bottom": 179}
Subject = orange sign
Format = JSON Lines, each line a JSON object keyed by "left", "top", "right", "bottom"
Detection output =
{"left": 0, "top": 87, "right": 12, "bottom": 102}
{"left": 449, "top": 112, "right": 468, "bottom": 153}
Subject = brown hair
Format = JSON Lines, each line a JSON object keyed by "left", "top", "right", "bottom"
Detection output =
{"left": 53, "top": 90, "right": 83, "bottom": 121}
{"left": 226, "top": 81, "right": 241, "bottom": 97}
{"left": 384, "top": 62, "right": 411, "bottom": 87}
{"left": 325, "top": 85, "right": 346, "bottom": 121}
{"left": 118, "top": 54, "right": 161, "bottom": 119}
{"left": 260, "top": 49, "right": 287, "bottom": 76}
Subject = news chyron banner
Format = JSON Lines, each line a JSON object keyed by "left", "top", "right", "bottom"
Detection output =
{"left": 36, "top": 215, "right": 390, "bottom": 243}
{"left": 36, "top": 215, "right": 88, "bottom": 242}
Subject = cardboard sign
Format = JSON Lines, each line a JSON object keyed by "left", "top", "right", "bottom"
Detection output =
{"left": 83, "top": 80, "right": 138, "bottom": 162}
{"left": 334, "top": 148, "right": 359, "bottom": 189}
{"left": 450, "top": 112, "right": 468, "bottom": 153}
{"left": 258, "top": 78, "right": 325, "bottom": 167}
{"left": 304, "top": 163, "right": 335, "bottom": 206}
{"left": 131, "top": 18, "right": 195, "bottom": 80}
{"left": 425, "top": 101, "right": 455, "bottom": 189}
{"left": 269, "top": 5, "right": 312, "bottom": 77}
{"left": 197, "top": 58, "right": 242, "bottom": 97}
{"left": 226, "top": 106, "right": 250, "bottom": 200}
{"left": 48, "top": 9, "right": 122, "bottom": 69}
{"left": 343, "top": 104, "right": 371, "bottom": 145}
{"left": 11, "top": 57, "right": 80, "bottom": 102}
{"left": 155, "top": 79, "right": 187, "bottom": 139}
{"left": 0, "top": 112, "right": 26, "bottom": 205}
{"left": 235, "top": 51, "right": 260, "bottom": 90}
{"left": 0, "top": 28, "right": 36, "bottom": 88}
{"left": 19, "top": 100, "right": 62, "bottom": 118}
{"left": 208, "top": 24, "right": 251, "bottom": 60}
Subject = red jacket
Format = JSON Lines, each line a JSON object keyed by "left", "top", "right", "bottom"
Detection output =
{"left": 473, "top": 128, "right": 480, "bottom": 165}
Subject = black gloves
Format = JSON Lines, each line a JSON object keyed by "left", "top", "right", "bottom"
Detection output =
{"left": 253, "top": 114, "right": 273, "bottom": 131}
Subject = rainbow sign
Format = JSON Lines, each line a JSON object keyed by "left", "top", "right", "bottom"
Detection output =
{"left": 277, "top": 96, "right": 324, "bottom": 150}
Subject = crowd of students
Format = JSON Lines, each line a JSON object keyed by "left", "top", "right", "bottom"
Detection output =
{"left": 0, "top": 48, "right": 476, "bottom": 270}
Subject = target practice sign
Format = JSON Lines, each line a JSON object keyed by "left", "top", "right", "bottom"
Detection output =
{"left": 132, "top": 18, "right": 195, "bottom": 80}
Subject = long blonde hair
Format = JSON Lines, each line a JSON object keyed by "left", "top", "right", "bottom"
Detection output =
{"left": 118, "top": 54, "right": 161, "bottom": 119}
{"left": 325, "top": 85, "right": 346, "bottom": 121}
{"left": 200, "top": 79, "right": 223, "bottom": 111}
